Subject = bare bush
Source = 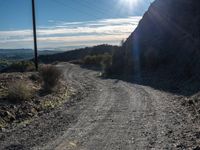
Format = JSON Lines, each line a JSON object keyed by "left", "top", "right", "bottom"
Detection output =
{"left": 83, "top": 55, "right": 102, "bottom": 66}
{"left": 29, "top": 72, "right": 40, "bottom": 81}
{"left": 39, "top": 65, "right": 63, "bottom": 92}
{"left": 8, "top": 81, "right": 34, "bottom": 103}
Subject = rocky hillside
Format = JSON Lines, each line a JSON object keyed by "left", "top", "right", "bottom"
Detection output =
{"left": 112, "top": 0, "right": 200, "bottom": 80}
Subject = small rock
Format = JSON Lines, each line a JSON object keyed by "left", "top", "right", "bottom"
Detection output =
{"left": 23, "top": 124, "right": 27, "bottom": 128}
{"left": 168, "top": 130, "right": 173, "bottom": 134}
{"left": 1, "top": 127, "right": 6, "bottom": 132}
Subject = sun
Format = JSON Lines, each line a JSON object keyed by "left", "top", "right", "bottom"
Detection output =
{"left": 123, "top": 0, "right": 138, "bottom": 5}
{"left": 118, "top": 0, "right": 139, "bottom": 12}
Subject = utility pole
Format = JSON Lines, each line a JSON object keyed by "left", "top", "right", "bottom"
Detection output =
{"left": 32, "top": 0, "right": 38, "bottom": 71}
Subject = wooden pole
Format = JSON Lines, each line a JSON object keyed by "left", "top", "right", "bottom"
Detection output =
{"left": 32, "top": 0, "right": 38, "bottom": 71}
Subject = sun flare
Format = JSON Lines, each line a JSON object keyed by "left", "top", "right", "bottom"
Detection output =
{"left": 119, "top": 0, "right": 139, "bottom": 12}
{"left": 123, "top": 0, "right": 138, "bottom": 5}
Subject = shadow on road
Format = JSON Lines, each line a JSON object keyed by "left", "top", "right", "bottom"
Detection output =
{"left": 78, "top": 63, "right": 200, "bottom": 96}
{"left": 101, "top": 72, "right": 200, "bottom": 97}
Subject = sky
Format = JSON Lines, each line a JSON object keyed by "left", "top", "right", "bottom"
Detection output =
{"left": 0, "top": 0, "right": 154, "bottom": 50}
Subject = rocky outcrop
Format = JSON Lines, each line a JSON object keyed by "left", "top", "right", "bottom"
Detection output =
{"left": 113, "top": 0, "right": 200, "bottom": 79}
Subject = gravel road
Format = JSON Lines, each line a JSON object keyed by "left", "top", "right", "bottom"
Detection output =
{"left": 0, "top": 63, "right": 198, "bottom": 150}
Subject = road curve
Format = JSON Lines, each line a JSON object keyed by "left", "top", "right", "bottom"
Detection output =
{"left": 0, "top": 63, "right": 196, "bottom": 150}
{"left": 43, "top": 63, "right": 195, "bottom": 150}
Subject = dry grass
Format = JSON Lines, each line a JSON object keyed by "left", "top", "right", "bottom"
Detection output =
{"left": 0, "top": 70, "right": 70, "bottom": 129}
{"left": 39, "top": 65, "right": 63, "bottom": 92}
{"left": 7, "top": 81, "right": 34, "bottom": 103}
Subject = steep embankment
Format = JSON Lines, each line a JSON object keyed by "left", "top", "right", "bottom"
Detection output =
{"left": 112, "top": 0, "right": 200, "bottom": 79}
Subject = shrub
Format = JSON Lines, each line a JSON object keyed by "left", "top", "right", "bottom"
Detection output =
{"left": 83, "top": 55, "right": 101, "bottom": 65}
{"left": 101, "top": 53, "right": 112, "bottom": 76}
{"left": 39, "top": 65, "right": 63, "bottom": 92}
{"left": 4, "top": 61, "right": 35, "bottom": 72}
{"left": 69, "top": 59, "right": 83, "bottom": 65}
{"left": 83, "top": 53, "right": 112, "bottom": 65}
{"left": 83, "top": 53, "right": 113, "bottom": 76}
{"left": 29, "top": 72, "right": 40, "bottom": 81}
{"left": 7, "top": 81, "right": 34, "bottom": 103}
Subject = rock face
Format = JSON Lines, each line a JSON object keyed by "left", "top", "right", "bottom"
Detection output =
{"left": 112, "top": 0, "right": 200, "bottom": 79}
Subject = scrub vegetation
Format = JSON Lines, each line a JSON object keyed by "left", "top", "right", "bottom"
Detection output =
{"left": 0, "top": 65, "right": 68, "bottom": 130}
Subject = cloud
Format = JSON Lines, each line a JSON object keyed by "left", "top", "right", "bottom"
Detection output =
{"left": 0, "top": 16, "right": 142, "bottom": 50}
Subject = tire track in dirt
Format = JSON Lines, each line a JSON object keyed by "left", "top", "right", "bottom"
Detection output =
{"left": 48, "top": 64, "right": 160, "bottom": 150}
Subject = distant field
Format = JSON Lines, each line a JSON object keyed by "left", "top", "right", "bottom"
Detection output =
{"left": 0, "top": 49, "right": 61, "bottom": 71}
{"left": 0, "top": 49, "right": 60, "bottom": 60}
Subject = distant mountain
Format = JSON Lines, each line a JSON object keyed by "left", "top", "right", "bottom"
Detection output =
{"left": 0, "top": 49, "right": 60, "bottom": 60}
{"left": 111, "top": 0, "right": 200, "bottom": 80}
{"left": 39, "top": 44, "right": 119, "bottom": 63}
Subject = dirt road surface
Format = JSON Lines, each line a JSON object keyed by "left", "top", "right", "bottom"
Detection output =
{"left": 0, "top": 63, "right": 198, "bottom": 150}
